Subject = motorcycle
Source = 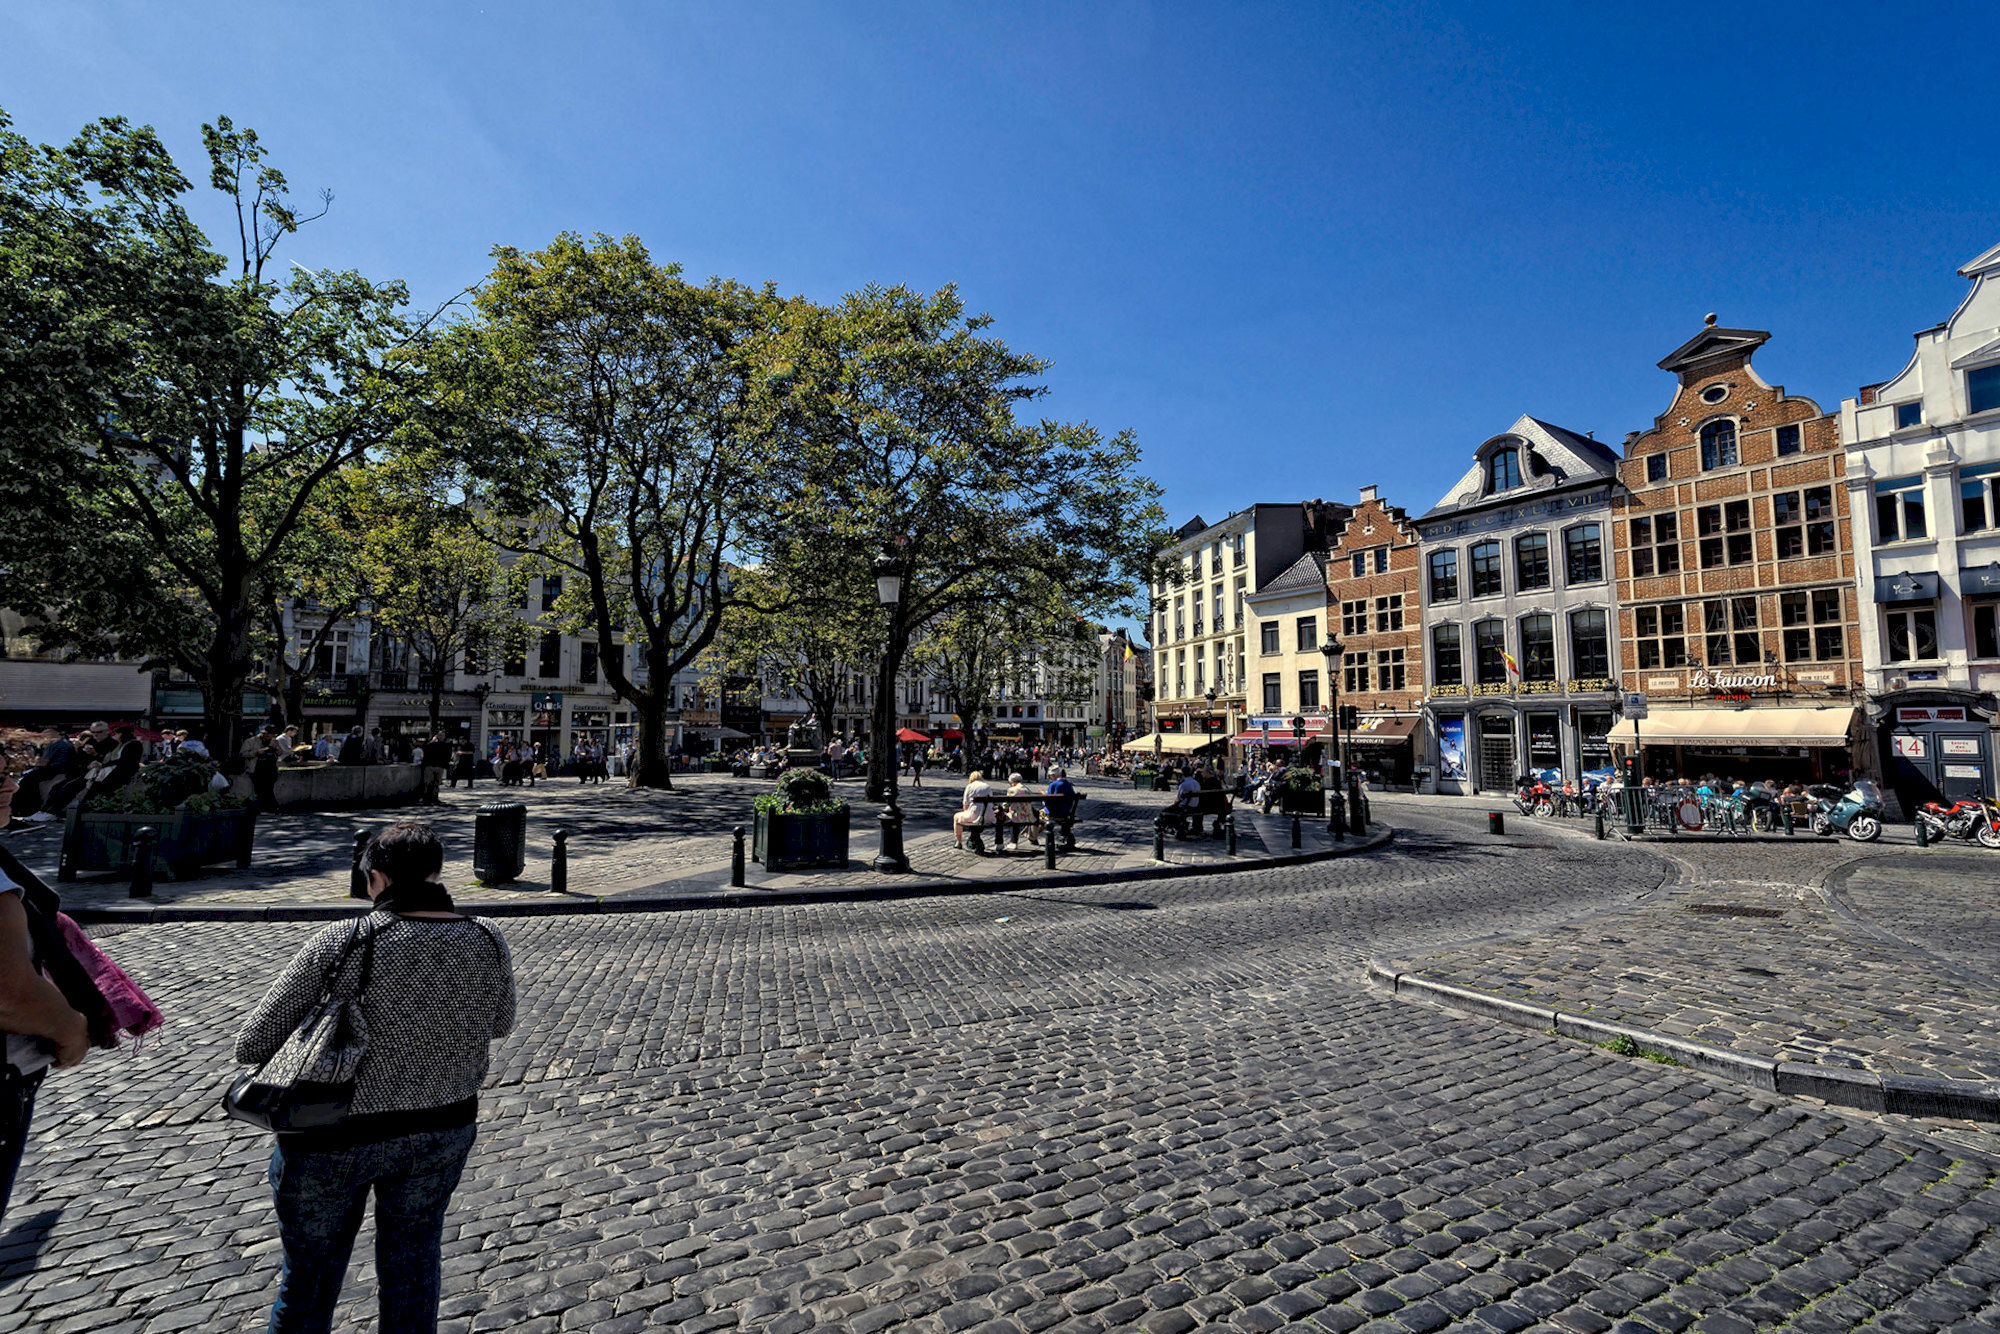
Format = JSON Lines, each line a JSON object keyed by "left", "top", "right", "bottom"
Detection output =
{"left": 1809, "top": 779, "right": 1884, "bottom": 843}
{"left": 1914, "top": 796, "right": 2000, "bottom": 848}
{"left": 1719, "top": 785, "right": 1780, "bottom": 833}
{"left": 1513, "top": 778, "right": 1554, "bottom": 818}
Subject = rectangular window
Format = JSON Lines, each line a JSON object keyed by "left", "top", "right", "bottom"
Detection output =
{"left": 1429, "top": 549, "right": 1459, "bottom": 601}
{"left": 1515, "top": 532, "right": 1551, "bottom": 590}
{"left": 1233, "top": 534, "right": 1246, "bottom": 567}
{"left": 580, "top": 640, "right": 598, "bottom": 684}
{"left": 1297, "top": 669, "right": 1321, "bottom": 710}
{"left": 1702, "top": 597, "right": 1761, "bottom": 666}
{"left": 1634, "top": 604, "right": 1688, "bottom": 670}
{"left": 1646, "top": 453, "right": 1669, "bottom": 482}
{"left": 1375, "top": 594, "right": 1403, "bottom": 632}
{"left": 1974, "top": 603, "right": 2000, "bottom": 660}
{"left": 1432, "top": 624, "right": 1462, "bottom": 687}
{"left": 1630, "top": 514, "right": 1680, "bottom": 577}
{"left": 1376, "top": 648, "right": 1406, "bottom": 692}
{"left": 1812, "top": 588, "right": 1844, "bottom": 662}
{"left": 1780, "top": 591, "right": 1809, "bottom": 662}
{"left": 1474, "top": 621, "right": 1507, "bottom": 685}
{"left": 463, "top": 635, "right": 485, "bottom": 676}
{"left": 1260, "top": 621, "right": 1280, "bottom": 655}
{"left": 1971, "top": 364, "right": 2000, "bottom": 416}
{"left": 1697, "top": 505, "right": 1724, "bottom": 569}
{"left": 1351, "top": 552, "right": 1366, "bottom": 579}
{"left": 541, "top": 575, "right": 562, "bottom": 612}
{"left": 1518, "top": 614, "right": 1556, "bottom": 683}
{"left": 504, "top": 646, "right": 527, "bottom": 677}
{"left": 1234, "top": 576, "right": 1247, "bottom": 628}
{"left": 1262, "top": 673, "right": 1282, "bottom": 711}
{"left": 1876, "top": 477, "right": 1927, "bottom": 542}
{"left": 1212, "top": 584, "right": 1224, "bottom": 629}
{"left": 1338, "top": 600, "right": 1363, "bottom": 637}
{"left": 1341, "top": 659, "right": 1367, "bottom": 694}
{"left": 538, "top": 631, "right": 562, "bottom": 678}
{"left": 1569, "top": 610, "right": 1608, "bottom": 678}
{"left": 1895, "top": 401, "right": 1923, "bottom": 429}
{"left": 1295, "top": 616, "right": 1318, "bottom": 653}
{"left": 1726, "top": 501, "right": 1752, "bottom": 564}
{"left": 1374, "top": 547, "right": 1390, "bottom": 574}
{"left": 1173, "top": 596, "right": 1185, "bottom": 640}
{"left": 1885, "top": 606, "right": 1938, "bottom": 662}
{"left": 1210, "top": 543, "right": 1223, "bottom": 577}
{"left": 1802, "top": 487, "right": 1836, "bottom": 554}
{"left": 1565, "top": 524, "right": 1604, "bottom": 584}
{"left": 1961, "top": 464, "right": 2000, "bottom": 534}
{"left": 1194, "top": 646, "right": 1205, "bottom": 693}
{"left": 1775, "top": 423, "right": 1802, "bottom": 456}
{"left": 1470, "top": 540, "right": 1502, "bottom": 597}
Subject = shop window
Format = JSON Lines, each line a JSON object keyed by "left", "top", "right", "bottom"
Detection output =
{"left": 1578, "top": 712, "right": 1612, "bottom": 770}
{"left": 1700, "top": 420, "right": 1738, "bottom": 470}
{"left": 1702, "top": 597, "right": 1761, "bottom": 666}
{"left": 1515, "top": 532, "right": 1551, "bottom": 590}
{"left": 1376, "top": 648, "right": 1406, "bottom": 692}
{"left": 1295, "top": 616, "right": 1318, "bottom": 653}
{"left": 1342, "top": 655, "right": 1367, "bottom": 693}
{"left": 1894, "top": 401, "right": 1923, "bottom": 429}
{"left": 1565, "top": 523, "right": 1604, "bottom": 584}
{"left": 1297, "top": 669, "right": 1320, "bottom": 710}
{"left": 1518, "top": 614, "right": 1557, "bottom": 683}
{"left": 1375, "top": 594, "right": 1403, "bottom": 632}
{"left": 1630, "top": 514, "right": 1681, "bottom": 577}
{"left": 1876, "top": 477, "right": 1927, "bottom": 542}
{"left": 1488, "top": 447, "right": 1521, "bottom": 492}
{"left": 1646, "top": 453, "right": 1669, "bottom": 482}
{"left": 1960, "top": 464, "right": 2000, "bottom": 533}
{"left": 1262, "top": 673, "right": 1282, "bottom": 712}
{"left": 1259, "top": 621, "right": 1279, "bottom": 655}
{"left": 1885, "top": 606, "right": 1938, "bottom": 662}
{"left": 1775, "top": 487, "right": 1838, "bottom": 558}
{"left": 1432, "top": 624, "right": 1463, "bottom": 687}
{"left": 1341, "top": 600, "right": 1367, "bottom": 637}
{"left": 1775, "top": 423, "right": 1802, "bottom": 456}
{"left": 1634, "top": 604, "right": 1687, "bottom": 670}
{"left": 1971, "top": 364, "right": 2000, "bottom": 416}
{"left": 1474, "top": 620, "right": 1508, "bottom": 685}
{"left": 1973, "top": 603, "right": 2000, "bottom": 660}
{"left": 1470, "top": 540, "right": 1503, "bottom": 597}
{"left": 1429, "top": 549, "right": 1459, "bottom": 601}
{"left": 1569, "top": 610, "right": 1609, "bottom": 678}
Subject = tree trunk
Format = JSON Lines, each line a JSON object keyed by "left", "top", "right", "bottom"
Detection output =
{"left": 632, "top": 694, "right": 674, "bottom": 789}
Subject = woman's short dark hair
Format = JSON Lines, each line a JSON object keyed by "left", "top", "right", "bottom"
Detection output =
{"left": 363, "top": 821, "right": 444, "bottom": 887}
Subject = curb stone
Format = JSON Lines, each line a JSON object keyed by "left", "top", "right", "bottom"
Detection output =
{"left": 1367, "top": 958, "right": 2000, "bottom": 1124}
{"left": 63, "top": 824, "right": 1396, "bottom": 925}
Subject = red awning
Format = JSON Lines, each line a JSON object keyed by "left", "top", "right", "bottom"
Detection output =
{"left": 1230, "top": 731, "right": 1326, "bottom": 746}
{"left": 939, "top": 728, "right": 965, "bottom": 740}
{"left": 895, "top": 728, "right": 931, "bottom": 742}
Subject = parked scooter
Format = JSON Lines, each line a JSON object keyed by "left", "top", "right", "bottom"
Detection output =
{"left": 1810, "top": 779, "right": 1885, "bottom": 843}
{"left": 1914, "top": 796, "right": 2000, "bottom": 848}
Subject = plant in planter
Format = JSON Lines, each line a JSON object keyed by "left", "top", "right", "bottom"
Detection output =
{"left": 1275, "top": 765, "right": 1324, "bottom": 815}
{"left": 752, "top": 767, "right": 851, "bottom": 870}
{"left": 63, "top": 752, "right": 257, "bottom": 881}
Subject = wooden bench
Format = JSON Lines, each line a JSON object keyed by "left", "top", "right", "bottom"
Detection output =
{"left": 1158, "top": 788, "right": 1233, "bottom": 840}
{"left": 963, "top": 791, "right": 1089, "bottom": 854}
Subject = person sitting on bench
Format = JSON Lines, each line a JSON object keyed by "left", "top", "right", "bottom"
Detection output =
{"left": 953, "top": 771, "right": 997, "bottom": 852}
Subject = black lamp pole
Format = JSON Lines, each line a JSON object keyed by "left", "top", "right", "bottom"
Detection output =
{"left": 1320, "top": 638, "right": 1344, "bottom": 837}
{"left": 871, "top": 550, "right": 908, "bottom": 873}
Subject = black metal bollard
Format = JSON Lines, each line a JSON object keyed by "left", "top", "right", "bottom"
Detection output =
{"left": 129, "top": 826, "right": 157, "bottom": 899}
{"left": 1916, "top": 817, "right": 1929, "bottom": 849}
{"left": 1044, "top": 827, "right": 1057, "bottom": 870}
{"left": 350, "top": 829, "right": 372, "bottom": 898}
{"left": 1783, "top": 804, "right": 1795, "bottom": 836}
{"left": 1291, "top": 814, "right": 1302, "bottom": 849}
{"left": 1226, "top": 814, "right": 1238, "bottom": 855}
{"left": 1153, "top": 825, "right": 1165, "bottom": 860}
{"left": 1595, "top": 806, "right": 1607, "bottom": 840}
{"left": 551, "top": 827, "right": 569, "bottom": 895}
{"left": 732, "top": 825, "right": 746, "bottom": 887}
{"left": 1488, "top": 811, "right": 1506, "bottom": 836}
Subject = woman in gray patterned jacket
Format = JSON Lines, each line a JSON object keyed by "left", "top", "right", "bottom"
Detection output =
{"left": 236, "top": 821, "right": 516, "bottom": 1334}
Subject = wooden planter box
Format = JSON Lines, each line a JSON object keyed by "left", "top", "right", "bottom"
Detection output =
{"left": 1277, "top": 788, "right": 1325, "bottom": 816}
{"left": 753, "top": 808, "right": 851, "bottom": 871}
{"left": 59, "top": 806, "right": 256, "bottom": 882}
{"left": 1131, "top": 771, "right": 1158, "bottom": 790}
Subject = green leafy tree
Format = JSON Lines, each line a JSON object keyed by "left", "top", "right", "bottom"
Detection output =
{"left": 748, "top": 284, "right": 1168, "bottom": 801}
{"left": 714, "top": 546, "right": 879, "bottom": 748}
{"left": 432, "top": 233, "right": 778, "bottom": 787}
{"left": 0, "top": 109, "right": 433, "bottom": 753}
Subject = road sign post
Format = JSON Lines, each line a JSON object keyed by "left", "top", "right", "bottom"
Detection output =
{"left": 1622, "top": 692, "right": 1647, "bottom": 834}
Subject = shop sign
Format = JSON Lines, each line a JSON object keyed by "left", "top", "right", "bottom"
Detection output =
{"left": 1527, "top": 714, "right": 1561, "bottom": 768}
{"left": 1794, "top": 669, "right": 1837, "bottom": 685}
{"left": 1897, "top": 706, "right": 1967, "bottom": 723}
{"left": 1159, "top": 716, "right": 1185, "bottom": 733}
{"left": 1892, "top": 735, "right": 1927, "bottom": 758}
{"left": 1690, "top": 671, "right": 1775, "bottom": 690}
{"left": 1945, "top": 764, "right": 1983, "bottom": 779}
{"left": 1908, "top": 670, "right": 1942, "bottom": 682}
{"left": 1643, "top": 675, "right": 1679, "bottom": 692}
{"left": 1943, "top": 737, "right": 1982, "bottom": 757}
{"left": 1436, "top": 715, "right": 1467, "bottom": 781}
{"left": 530, "top": 692, "right": 563, "bottom": 710}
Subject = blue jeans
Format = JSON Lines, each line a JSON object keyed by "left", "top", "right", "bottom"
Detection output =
{"left": 266, "top": 1122, "right": 476, "bottom": 1334}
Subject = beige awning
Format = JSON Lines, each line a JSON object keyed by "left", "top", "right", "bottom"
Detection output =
{"left": 1121, "top": 732, "right": 1213, "bottom": 754}
{"left": 1604, "top": 707, "right": 1856, "bottom": 747}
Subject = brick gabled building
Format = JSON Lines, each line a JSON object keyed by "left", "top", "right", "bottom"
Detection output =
{"left": 1322, "top": 487, "right": 1425, "bottom": 785}
{"left": 1605, "top": 317, "right": 1867, "bottom": 785}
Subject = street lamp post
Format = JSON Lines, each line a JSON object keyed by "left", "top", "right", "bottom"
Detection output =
{"left": 1204, "top": 686, "right": 1217, "bottom": 771}
{"left": 871, "top": 550, "right": 908, "bottom": 873}
{"left": 1319, "top": 638, "right": 1345, "bottom": 838}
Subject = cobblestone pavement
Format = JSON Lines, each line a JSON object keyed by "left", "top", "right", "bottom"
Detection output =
{"left": 1376, "top": 796, "right": 2000, "bottom": 1088}
{"left": 9, "top": 774, "right": 1280, "bottom": 910}
{"left": 10, "top": 801, "right": 2000, "bottom": 1332}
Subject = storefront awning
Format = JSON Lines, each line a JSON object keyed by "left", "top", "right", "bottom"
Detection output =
{"left": 1876, "top": 571, "right": 1939, "bottom": 605}
{"left": 1604, "top": 707, "right": 1856, "bottom": 748}
{"left": 1964, "top": 564, "right": 2000, "bottom": 597}
{"left": 1346, "top": 716, "right": 1418, "bottom": 746}
{"left": 1122, "top": 732, "right": 1214, "bottom": 754}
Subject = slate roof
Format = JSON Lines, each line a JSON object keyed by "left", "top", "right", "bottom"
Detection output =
{"left": 1244, "top": 551, "right": 1327, "bottom": 602}
{"left": 1419, "top": 413, "right": 1621, "bottom": 521}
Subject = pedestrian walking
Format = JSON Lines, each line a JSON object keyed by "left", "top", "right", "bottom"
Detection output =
{"left": 242, "top": 723, "right": 284, "bottom": 812}
{"left": 234, "top": 821, "right": 516, "bottom": 1334}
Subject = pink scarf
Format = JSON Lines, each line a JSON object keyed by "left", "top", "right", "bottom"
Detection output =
{"left": 57, "top": 914, "right": 164, "bottom": 1043}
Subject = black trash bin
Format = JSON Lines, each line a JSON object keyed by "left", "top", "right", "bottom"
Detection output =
{"left": 474, "top": 802, "right": 527, "bottom": 884}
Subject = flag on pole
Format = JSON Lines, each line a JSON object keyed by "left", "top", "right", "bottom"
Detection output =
{"left": 1502, "top": 649, "right": 1521, "bottom": 677}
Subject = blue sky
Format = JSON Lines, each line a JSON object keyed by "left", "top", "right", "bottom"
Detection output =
{"left": 6, "top": 1, "right": 1998, "bottom": 531}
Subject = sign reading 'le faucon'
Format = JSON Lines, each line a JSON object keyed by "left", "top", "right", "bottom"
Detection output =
{"left": 1689, "top": 671, "right": 1775, "bottom": 690}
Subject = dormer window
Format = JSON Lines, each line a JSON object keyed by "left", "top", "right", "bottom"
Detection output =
{"left": 1487, "top": 446, "right": 1521, "bottom": 492}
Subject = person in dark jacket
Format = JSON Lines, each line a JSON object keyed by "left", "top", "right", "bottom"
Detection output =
{"left": 236, "top": 822, "right": 515, "bottom": 1334}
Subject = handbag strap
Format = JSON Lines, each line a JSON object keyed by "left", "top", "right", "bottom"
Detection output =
{"left": 316, "top": 918, "right": 382, "bottom": 1001}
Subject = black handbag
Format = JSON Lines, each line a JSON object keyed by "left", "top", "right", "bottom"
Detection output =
{"left": 223, "top": 923, "right": 377, "bottom": 1132}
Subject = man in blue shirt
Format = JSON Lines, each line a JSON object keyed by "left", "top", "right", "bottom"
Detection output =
{"left": 1041, "top": 765, "right": 1078, "bottom": 848}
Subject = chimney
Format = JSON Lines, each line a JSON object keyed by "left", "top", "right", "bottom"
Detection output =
{"left": 1358, "top": 485, "right": 1378, "bottom": 504}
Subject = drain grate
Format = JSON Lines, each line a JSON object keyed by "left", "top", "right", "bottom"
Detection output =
{"left": 1689, "top": 904, "right": 1786, "bottom": 919}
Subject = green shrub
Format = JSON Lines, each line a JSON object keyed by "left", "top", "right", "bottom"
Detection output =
{"left": 1277, "top": 766, "right": 1320, "bottom": 794}
{"left": 753, "top": 765, "right": 848, "bottom": 816}
{"left": 84, "top": 752, "right": 250, "bottom": 816}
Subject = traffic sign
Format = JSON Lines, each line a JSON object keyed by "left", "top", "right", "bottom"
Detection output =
{"left": 1622, "top": 692, "right": 1648, "bottom": 720}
